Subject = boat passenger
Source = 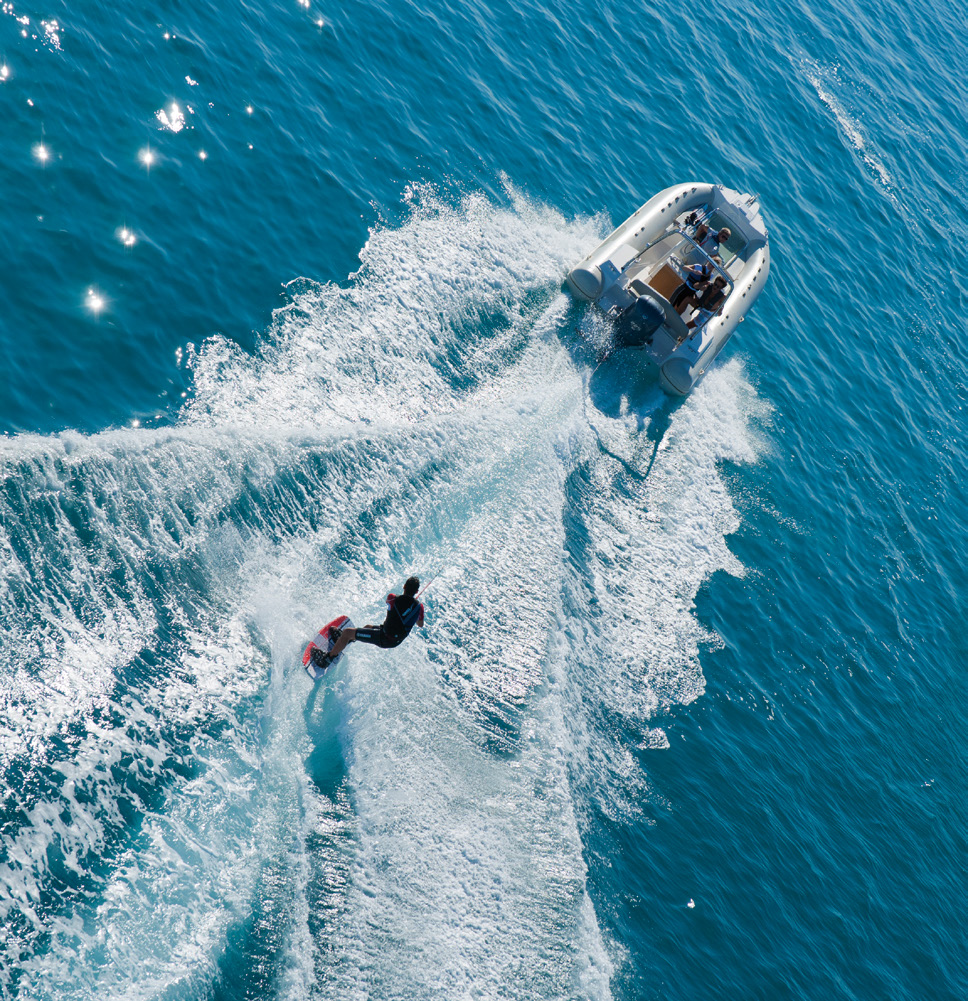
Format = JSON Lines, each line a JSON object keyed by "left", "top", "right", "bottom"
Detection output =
{"left": 694, "top": 225, "right": 731, "bottom": 256}
{"left": 671, "top": 255, "right": 723, "bottom": 310}
{"left": 679, "top": 275, "right": 729, "bottom": 330}
{"left": 671, "top": 263, "right": 712, "bottom": 309}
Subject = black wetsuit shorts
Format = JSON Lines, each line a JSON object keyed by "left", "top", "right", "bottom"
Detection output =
{"left": 353, "top": 626, "right": 405, "bottom": 649}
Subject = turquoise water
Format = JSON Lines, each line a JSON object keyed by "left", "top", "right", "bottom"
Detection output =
{"left": 1, "top": 0, "right": 966, "bottom": 998}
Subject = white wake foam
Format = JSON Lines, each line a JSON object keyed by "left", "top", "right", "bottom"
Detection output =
{"left": 0, "top": 184, "right": 762, "bottom": 999}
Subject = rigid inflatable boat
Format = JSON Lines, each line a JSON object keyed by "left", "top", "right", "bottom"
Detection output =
{"left": 567, "top": 183, "right": 769, "bottom": 395}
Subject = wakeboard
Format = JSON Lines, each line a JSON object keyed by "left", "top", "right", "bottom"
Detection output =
{"left": 303, "top": 615, "right": 353, "bottom": 680}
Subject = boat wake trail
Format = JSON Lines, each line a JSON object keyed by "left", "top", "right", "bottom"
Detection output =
{"left": 802, "top": 60, "right": 895, "bottom": 199}
{"left": 0, "top": 184, "right": 763, "bottom": 999}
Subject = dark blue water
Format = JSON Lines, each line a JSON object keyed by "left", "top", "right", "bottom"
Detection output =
{"left": 2, "top": 0, "right": 966, "bottom": 998}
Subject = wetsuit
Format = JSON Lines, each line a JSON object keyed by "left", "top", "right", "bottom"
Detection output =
{"left": 354, "top": 593, "right": 425, "bottom": 649}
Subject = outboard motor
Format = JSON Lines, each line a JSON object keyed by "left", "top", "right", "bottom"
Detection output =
{"left": 613, "top": 295, "right": 664, "bottom": 348}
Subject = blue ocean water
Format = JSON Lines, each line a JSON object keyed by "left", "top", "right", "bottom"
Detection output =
{"left": 1, "top": 0, "right": 966, "bottom": 997}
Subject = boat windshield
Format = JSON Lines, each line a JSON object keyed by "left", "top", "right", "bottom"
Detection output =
{"left": 671, "top": 233, "right": 733, "bottom": 287}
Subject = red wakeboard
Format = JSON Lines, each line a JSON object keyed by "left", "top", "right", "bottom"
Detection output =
{"left": 303, "top": 615, "right": 353, "bottom": 680}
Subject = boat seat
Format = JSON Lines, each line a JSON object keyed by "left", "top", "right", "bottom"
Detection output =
{"left": 646, "top": 264, "right": 682, "bottom": 300}
{"left": 662, "top": 306, "right": 690, "bottom": 342}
